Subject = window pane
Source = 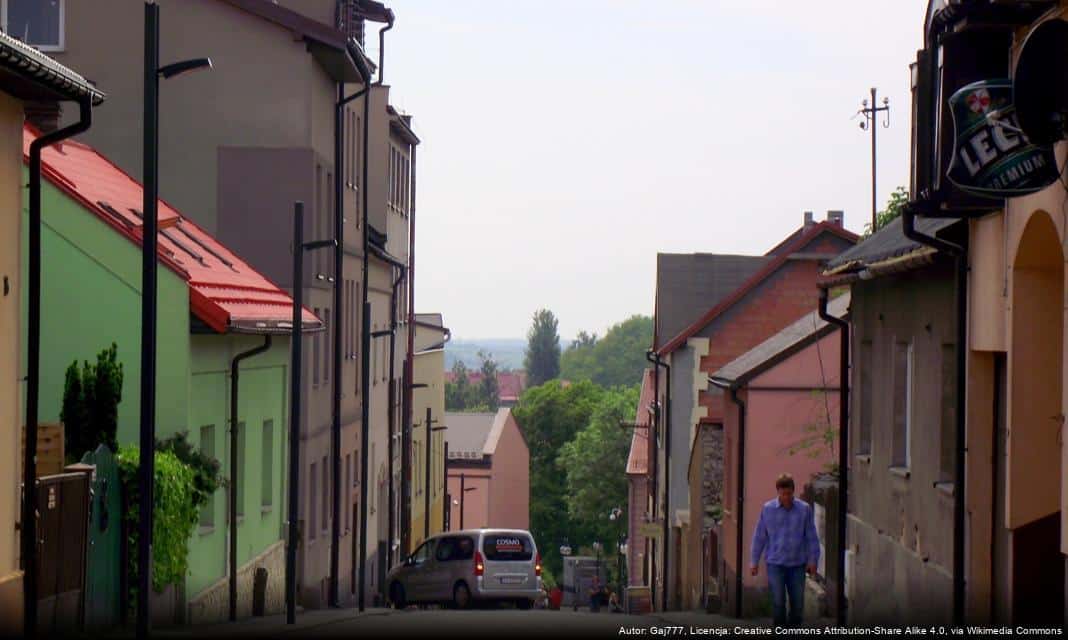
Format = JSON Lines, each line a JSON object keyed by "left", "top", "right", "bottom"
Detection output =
{"left": 262, "top": 420, "right": 274, "bottom": 507}
{"left": 199, "top": 425, "right": 215, "bottom": 527}
{"left": 309, "top": 461, "right": 318, "bottom": 540}
{"left": 313, "top": 308, "right": 321, "bottom": 386}
{"left": 324, "top": 308, "right": 331, "bottom": 384}
{"left": 892, "top": 340, "right": 911, "bottom": 468}
{"left": 321, "top": 455, "right": 329, "bottom": 531}
{"left": 8, "top": 0, "right": 61, "bottom": 48}
{"left": 859, "top": 340, "right": 873, "bottom": 455}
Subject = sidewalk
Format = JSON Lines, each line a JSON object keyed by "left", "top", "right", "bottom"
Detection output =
{"left": 652, "top": 609, "right": 834, "bottom": 629}
{"left": 153, "top": 606, "right": 396, "bottom": 638}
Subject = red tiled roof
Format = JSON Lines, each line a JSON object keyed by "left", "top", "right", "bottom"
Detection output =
{"left": 626, "top": 369, "right": 655, "bottom": 476}
{"left": 655, "top": 221, "right": 858, "bottom": 356}
{"left": 24, "top": 125, "right": 321, "bottom": 334}
{"left": 444, "top": 370, "right": 526, "bottom": 403}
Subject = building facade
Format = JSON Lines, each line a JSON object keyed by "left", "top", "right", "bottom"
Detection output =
{"left": 0, "top": 29, "right": 104, "bottom": 637}
{"left": 409, "top": 314, "right": 450, "bottom": 552}
{"left": 444, "top": 409, "right": 530, "bottom": 532}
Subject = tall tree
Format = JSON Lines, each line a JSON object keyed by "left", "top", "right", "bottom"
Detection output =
{"left": 512, "top": 379, "right": 603, "bottom": 580}
{"left": 477, "top": 350, "right": 500, "bottom": 411}
{"left": 524, "top": 309, "right": 561, "bottom": 386}
{"left": 445, "top": 360, "right": 471, "bottom": 411}
{"left": 561, "top": 315, "right": 653, "bottom": 388}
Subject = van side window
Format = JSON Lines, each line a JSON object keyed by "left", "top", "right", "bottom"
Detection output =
{"left": 455, "top": 536, "right": 474, "bottom": 560}
{"left": 411, "top": 541, "right": 432, "bottom": 566}
{"left": 435, "top": 537, "right": 457, "bottom": 562}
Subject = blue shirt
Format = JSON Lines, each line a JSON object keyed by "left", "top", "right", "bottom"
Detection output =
{"left": 750, "top": 497, "right": 820, "bottom": 568}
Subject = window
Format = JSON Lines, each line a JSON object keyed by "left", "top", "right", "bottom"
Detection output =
{"left": 891, "top": 340, "right": 913, "bottom": 470}
{"left": 236, "top": 421, "right": 246, "bottom": 517}
{"left": 939, "top": 343, "right": 956, "bottom": 483}
{"left": 313, "top": 307, "right": 321, "bottom": 387}
{"left": 410, "top": 540, "right": 432, "bottom": 566}
{"left": 309, "top": 461, "right": 318, "bottom": 540}
{"left": 199, "top": 425, "right": 215, "bottom": 527}
{"left": 858, "top": 340, "right": 873, "bottom": 455}
{"left": 324, "top": 308, "right": 331, "bottom": 384}
{"left": 3, "top": 0, "right": 64, "bottom": 51}
{"left": 482, "top": 533, "right": 534, "bottom": 562}
{"left": 353, "top": 451, "right": 359, "bottom": 487}
{"left": 262, "top": 420, "right": 274, "bottom": 508}
{"left": 321, "top": 455, "right": 329, "bottom": 532}
{"left": 315, "top": 164, "right": 323, "bottom": 275}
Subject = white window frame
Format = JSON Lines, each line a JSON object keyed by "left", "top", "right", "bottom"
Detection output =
{"left": 2, "top": 0, "right": 66, "bottom": 52}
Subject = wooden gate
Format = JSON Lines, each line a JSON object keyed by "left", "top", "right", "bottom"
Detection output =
{"left": 81, "top": 446, "right": 123, "bottom": 630}
{"left": 35, "top": 469, "right": 91, "bottom": 634}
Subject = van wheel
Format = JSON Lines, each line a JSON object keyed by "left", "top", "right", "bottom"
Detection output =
{"left": 517, "top": 599, "right": 532, "bottom": 610}
{"left": 390, "top": 582, "right": 406, "bottom": 609}
{"left": 452, "top": 582, "right": 472, "bottom": 609}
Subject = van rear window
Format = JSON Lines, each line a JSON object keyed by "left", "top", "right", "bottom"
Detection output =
{"left": 482, "top": 534, "right": 534, "bottom": 561}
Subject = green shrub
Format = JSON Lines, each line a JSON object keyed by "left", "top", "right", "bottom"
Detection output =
{"left": 117, "top": 445, "right": 198, "bottom": 606}
{"left": 156, "top": 431, "right": 222, "bottom": 509}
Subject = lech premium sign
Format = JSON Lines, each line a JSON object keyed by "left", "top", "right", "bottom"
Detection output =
{"left": 947, "top": 79, "right": 1058, "bottom": 199}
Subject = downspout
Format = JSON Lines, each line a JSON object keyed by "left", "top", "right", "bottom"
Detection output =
{"left": 376, "top": 14, "right": 395, "bottom": 86}
{"left": 403, "top": 136, "right": 417, "bottom": 558}
{"left": 903, "top": 205, "right": 967, "bottom": 625}
{"left": 24, "top": 98, "right": 94, "bottom": 634}
{"left": 818, "top": 288, "right": 850, "bottom": 626}
{"left": 646, "top": 349, "right": 671, "bottom": 611}
{"left": 387, "top": 265, "right": 406, "bottom": 570}
{"left": 710, "top": 376, "right": 744, "bottom": 619}
{"left": 644, "top": 349, "right": 659, "bottom": 608}
{"left": 334, "top": 47, "right": 373, "bottom": 609}
{"left": 229, "top": 334, "right": 273, "bottom": 621}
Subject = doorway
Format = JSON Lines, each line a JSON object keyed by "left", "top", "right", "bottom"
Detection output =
{"left": 1007, "top": 211, "right": 1065, "bottom": 624}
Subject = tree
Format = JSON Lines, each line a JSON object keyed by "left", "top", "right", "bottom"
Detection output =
{"left": 864, "top": 185, "right": 909, "bottom": 237}
{"left": 61, "top": 342, "right": 124, "bottom": 461}
{"left": 558, "top": 384, "right": 639, "bottom": 588}
{"left": 445, "top": 360, "right": 472, "bottom": 411}
{"left": 477, "top": 350, "right": 500, "bottom": 411}
{"left": 512, "top": 379, "right": 603, "bottom": 580}
{"left": 524, "top": 309, "right": 561, "bottom": 386}
{"left": 561, "top": 315, "right": 653, "bottom": 388}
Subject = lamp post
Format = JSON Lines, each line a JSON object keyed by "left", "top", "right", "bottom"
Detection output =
{"left": 857, "top": 87, "right": 890, "bottom": 232}
{"left": 456, "top": 473, "right": 477, "bottom": 529}
{"left": 140, "top": 3, "right": 211, "bottom": 635}
{"left": 285, "top": 202, "right": 336, "bottom": 625}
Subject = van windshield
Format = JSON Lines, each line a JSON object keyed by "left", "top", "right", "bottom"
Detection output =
{"left": 482, "top": 533, "right": 534, "bottom": 561}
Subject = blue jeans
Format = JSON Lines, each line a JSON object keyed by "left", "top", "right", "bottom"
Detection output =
{"left": 766, "top": 564, "right": 805, "bottom": 627}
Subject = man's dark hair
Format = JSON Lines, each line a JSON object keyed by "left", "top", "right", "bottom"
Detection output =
{"left": 775, "top": 473, "right": 795, "bottom": 490}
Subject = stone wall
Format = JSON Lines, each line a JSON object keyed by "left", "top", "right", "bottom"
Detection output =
{"left": 187, "top": 540, "right": 286, "bottom": 625}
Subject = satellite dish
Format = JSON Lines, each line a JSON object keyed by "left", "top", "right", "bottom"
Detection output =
{"left": 1014, "top": 18, "right": 1068, "bottom": 145}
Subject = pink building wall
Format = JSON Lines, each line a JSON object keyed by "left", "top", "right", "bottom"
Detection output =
{"left": 722, "top": 330, "right": 841, "bottom": 600}
{"left": 447, "top": 471, "right": 490, "bottom": 530}
{"left": 487, "top": 413, "right": 530, "bottom": 530}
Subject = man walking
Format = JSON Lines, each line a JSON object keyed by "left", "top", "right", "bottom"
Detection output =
{"left": 750, "top": 473, "right": 820, "bottom": 627}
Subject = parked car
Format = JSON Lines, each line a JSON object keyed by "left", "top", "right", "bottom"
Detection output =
{"left": 386, "top": 529, "right": 542, "bottom": 609}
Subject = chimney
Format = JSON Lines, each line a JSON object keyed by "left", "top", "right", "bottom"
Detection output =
{"left": 25, "top": 101, "right": 61, "bottom": 135}
{"left": 826, "top": 210, "right": 844, "bottom": 227}
{"left": 803, "top": 211, "right": 814, "bottom": 227}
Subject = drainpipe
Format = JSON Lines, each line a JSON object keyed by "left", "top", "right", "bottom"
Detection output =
{"left": 818, "top": 288, "right": 849, "bottom": 626}
{"left": 24, "top": 98, "right": 94, "bottom": 635}
{"left": 902, "top": 205, "right": 967, "bottom": 625}
{"left": 333, "top": 44, "right": 373, "bottom": 608}
{"left": 644, "top": 350, "right": 659, "bottom": 608}
{"left": 645, "top": 350, "right": 670, "bottom": 611}
{"left": 387, "top": 265, "right": 406, "bottom": 570}
{"left": 376, "top": 14, "right": 394, "bottom": 86}
{"left": 357, "top": 79, "right": 371, "bottom": 611}
{"left": 709, "top": 376, "right": 744, "bottom": 619}
{"left": 229, "top": 335, "right": 272, "bottom": 621}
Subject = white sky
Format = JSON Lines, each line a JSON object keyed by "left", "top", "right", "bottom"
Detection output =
{"left": 380, "top": 1, "right": 926, "bottom": 340}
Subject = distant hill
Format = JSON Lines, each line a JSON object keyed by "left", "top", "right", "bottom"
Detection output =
{"left": 445, "top": 338, "right": 528, "bottom": 371}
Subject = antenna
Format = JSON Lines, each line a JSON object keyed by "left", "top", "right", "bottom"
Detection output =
{"left": 1014, "top": 18, "right": 1068, "bottom": 145}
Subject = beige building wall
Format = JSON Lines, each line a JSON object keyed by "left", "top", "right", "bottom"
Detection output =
{"left": 411, "top": 318, "right": 447, "bottom": 549}
{"left": 0, "top": 91, "right": 23, "bottom": 637}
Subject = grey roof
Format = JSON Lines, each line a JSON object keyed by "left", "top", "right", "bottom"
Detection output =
{"left": 655, "top": 253, "right": 771, "bottom": 348}
{"left": 711, "top": 291, "right": 850, "bottom": 385}
{"left": 0, "top": 30, "right": 104, "bottom": 105}
{"left": 825, "top": 216, "right": 956, "bottom": 272}
{"left": 443, "top": 412, "right": 497, "bottom": 457}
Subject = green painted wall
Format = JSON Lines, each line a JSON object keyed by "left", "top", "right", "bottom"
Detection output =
{"left": 187, "top": 334, "right": 289, "bottom": 596}
{"left": 21, "top": 167, "right": 290, "bottom": 602}
{"left": 20, "top": 167, "right": 190, "bottom": 442}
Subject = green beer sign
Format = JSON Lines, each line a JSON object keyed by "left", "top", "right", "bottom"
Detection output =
{"left": 947, "top": 79, "right": 1058, "bottom": 199}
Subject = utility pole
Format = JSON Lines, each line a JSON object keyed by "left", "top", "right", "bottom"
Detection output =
{"left": 857, "top": 87, "right": 890, "bottom": 232}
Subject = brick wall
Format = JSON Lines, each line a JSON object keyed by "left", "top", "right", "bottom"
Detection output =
{"left": 628, "top": 476, "right": 649, "bottom": 586}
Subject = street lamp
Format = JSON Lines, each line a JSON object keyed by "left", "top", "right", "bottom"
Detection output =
{"left": 140, "top": 3, "right": 211, "bottom": 635}
{"left": 285, "top": 201, "right": 336, "bottom": 625}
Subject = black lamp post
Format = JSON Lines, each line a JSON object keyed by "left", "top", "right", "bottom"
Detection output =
{"left": 285, "top": 202, "right": 335, "bottom": 625}
{"left": 140, "top": 3, "right": 211, "bottom": 635}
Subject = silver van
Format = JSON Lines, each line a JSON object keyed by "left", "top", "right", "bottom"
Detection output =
{"left": 386, "top": 529, "right": 541, "bottom": 609}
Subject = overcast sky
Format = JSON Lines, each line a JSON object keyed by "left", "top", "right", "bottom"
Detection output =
{"left": 379, "top": 1, "right": 926, "bottom": 341}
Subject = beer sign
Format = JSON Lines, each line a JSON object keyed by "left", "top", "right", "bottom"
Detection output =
{"left": 947, "top": 79, "right": 1058, "bottom": 199}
